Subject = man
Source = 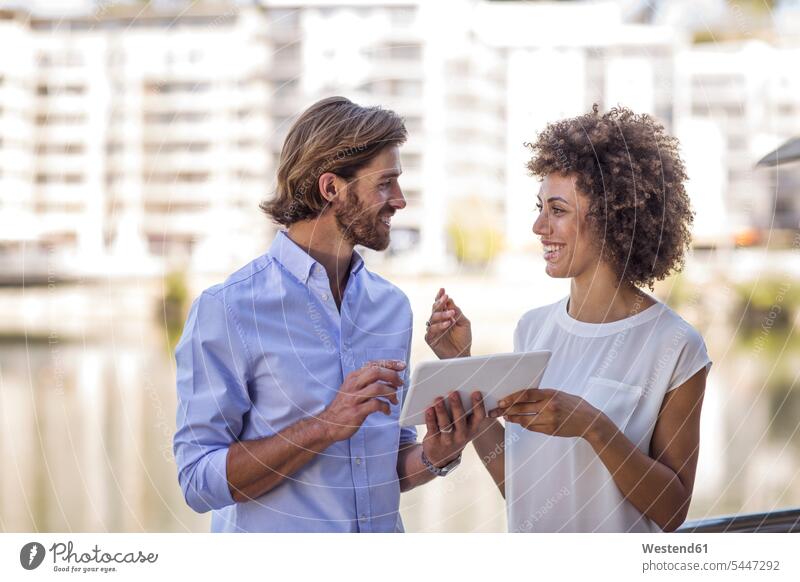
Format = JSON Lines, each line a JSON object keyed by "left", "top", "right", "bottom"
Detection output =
{"left": 173, "top": 96, "right": 486, "bottom": 532}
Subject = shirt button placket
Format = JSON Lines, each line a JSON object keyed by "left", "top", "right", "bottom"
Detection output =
{"left": 353, "top": 433, "right": 371, "bottom": 533}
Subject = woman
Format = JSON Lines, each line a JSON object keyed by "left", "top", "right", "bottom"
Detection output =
{"left": 424, "top": 106, "right": 711, "bottom": 533}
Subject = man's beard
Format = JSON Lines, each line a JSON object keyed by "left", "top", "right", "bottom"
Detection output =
{"left": 334, "top": 188, "right": 392, "bottom": 251}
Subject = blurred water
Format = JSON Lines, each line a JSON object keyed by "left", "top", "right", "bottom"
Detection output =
{"left": 1, "top": 252, "right": 799, "bottom": 532}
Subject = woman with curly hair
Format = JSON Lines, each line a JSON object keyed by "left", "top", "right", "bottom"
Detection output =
{"left": 424, "top": 106, "right": 711, "bottom": 532}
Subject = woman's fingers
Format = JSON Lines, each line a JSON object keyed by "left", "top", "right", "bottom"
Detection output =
{"left": 506, "top": 415, "right": 547, "bottom": 430}
{"left": 428, "top": 310, "right": 456, "bottom": 324}
{"left": 432, "top": 292, "right": 451, "bottom": 313}
{"left": 426, "top": 321, "right": 454, "bottom": 336}
{"left": 495, "top": 402, "right": 542, "bottom": 417}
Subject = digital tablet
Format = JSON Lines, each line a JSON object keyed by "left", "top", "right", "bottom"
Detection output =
{"left": 399, "top": 351, "right": 552, "bottom": 427}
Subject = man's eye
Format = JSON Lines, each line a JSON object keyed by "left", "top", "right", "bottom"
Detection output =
{"left": 535, "top": 203, "right": 543, "bottom": 212}
{"left": 552, "top": 207, "right": 564, "bottom": 215}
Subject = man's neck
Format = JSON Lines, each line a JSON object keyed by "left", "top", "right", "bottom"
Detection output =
{"left": 287, "top": 218, "right": 354, "bottom": 305}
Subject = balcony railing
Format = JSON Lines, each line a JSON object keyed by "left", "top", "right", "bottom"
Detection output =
{"left": 678, "top": 508, "right": 800, "bottom": 533}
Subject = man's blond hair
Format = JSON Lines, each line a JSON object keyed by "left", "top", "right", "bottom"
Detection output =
{"left": 260, "top": 96, "right": 407, "bottom": 226}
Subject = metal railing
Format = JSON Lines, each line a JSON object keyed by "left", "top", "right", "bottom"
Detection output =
{"left": 678, "top": 508, "right": 800, "bottom": 533}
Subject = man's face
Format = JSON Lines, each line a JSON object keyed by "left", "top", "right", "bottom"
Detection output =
{"left": 334, "top": 145, "right": 406, "bottom": 251}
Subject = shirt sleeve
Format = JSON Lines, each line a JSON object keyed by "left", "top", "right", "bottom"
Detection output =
{"left": 399, "top": 304, "right": 418, "bottom": 445}
{"left": 667, "top": 325, "right": 712, "bottom": 392}
{"left": 173, "top": 290, "right": 253, "bottom": 513}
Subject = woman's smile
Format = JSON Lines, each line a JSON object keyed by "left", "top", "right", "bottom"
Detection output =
{"left": 542, "top": 241, "right": 566, "bottom": 262}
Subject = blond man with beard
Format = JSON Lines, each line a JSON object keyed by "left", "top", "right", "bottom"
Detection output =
{"left": 174, "top": 97, "right": 486, "bottom": 532}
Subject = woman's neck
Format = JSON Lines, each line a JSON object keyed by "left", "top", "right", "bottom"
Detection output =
{"left": 568, "top": 264, "right": 654, "bottom": 324}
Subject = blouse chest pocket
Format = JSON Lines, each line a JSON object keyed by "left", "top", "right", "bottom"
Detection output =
{"left": 581, "top": 376, "right": 643, "bottom": 433}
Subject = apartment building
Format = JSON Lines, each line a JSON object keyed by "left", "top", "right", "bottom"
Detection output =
{"left": 0, "top": 0, "right": 508, "bottom": 278}
{"left": 2, "top": 0, "right": 796, "bottom": 281}
{"left": 473, "top": 1, "right": 681, "bottom": 251}
{"left": 677, "top": 41, "right": 800, "bottom": 234}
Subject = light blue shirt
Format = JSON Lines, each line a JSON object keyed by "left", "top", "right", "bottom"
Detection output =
{"left": 173, "top": 231, "right": 417, "bottom": 532}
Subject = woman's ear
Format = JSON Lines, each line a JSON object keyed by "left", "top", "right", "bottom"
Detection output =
{"left": 318, "top": 172, "right": 339, "bottom": 203}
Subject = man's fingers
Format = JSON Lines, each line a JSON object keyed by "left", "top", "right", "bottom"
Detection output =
{"left": 425, "top": 407, "right": 439, "bottom": 437}
{"left": 434, "top": 397, "right": 453, "bottom": 433}
{"left": 448, "top": 391, "right": 468, "bottom": 436}
{"left": 363, "top": 359, "right": 406, "bottom": 371}
{"left": 468, "top": 391, "right": 486, "bottom": 429}
{"left": 356, "top": 366, "right": 404, "bottom": 389}
{"left": 358, "top": 382, "right": 399, "bottom": 405}
{"left": 362, "top": 397, "right": 391, "bottom": 417}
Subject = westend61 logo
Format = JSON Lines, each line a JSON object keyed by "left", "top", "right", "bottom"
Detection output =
{"left": 19, "top": 541, "right": 158, "bottom": 574}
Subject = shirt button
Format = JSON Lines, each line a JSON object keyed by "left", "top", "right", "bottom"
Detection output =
{"left": 355, "top": 457, "right": 362, "bottom": 465}
{"left": 321, "top": 293, "right": 329, "bottom": 301}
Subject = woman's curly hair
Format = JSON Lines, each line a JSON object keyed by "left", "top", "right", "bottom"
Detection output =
{"left": 526, "top": 105, "right": 693, "bottom": 289}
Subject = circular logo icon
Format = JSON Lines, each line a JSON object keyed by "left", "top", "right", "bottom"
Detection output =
{"left": 20, "top": 542, "right": 46, "bottom": 570}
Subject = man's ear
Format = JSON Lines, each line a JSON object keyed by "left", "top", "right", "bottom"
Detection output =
{"left": 318, "top": 172, "right": 340, "bottom": 203}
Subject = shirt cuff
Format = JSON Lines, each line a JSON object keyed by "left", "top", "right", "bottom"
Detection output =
{"left": 185, "top": 447, "right": 236, "bottom": 512}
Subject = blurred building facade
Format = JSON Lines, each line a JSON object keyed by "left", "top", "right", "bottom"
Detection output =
{"left": 1, "top": 0, "right": 800, "bottom": 281}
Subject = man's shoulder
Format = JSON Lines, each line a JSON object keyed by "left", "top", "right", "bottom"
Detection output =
{"left": 201, "top": 253, "right": 275, "bottom": 300}
{"left": 360, "top": 268, "right": 411, "bottom": 308}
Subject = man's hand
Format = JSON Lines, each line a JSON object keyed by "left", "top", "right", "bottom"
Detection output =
{"left": 319, "top": 360, "right": 406, "bottom": 442}
{"left": 424, "top": 288, "right": 472, "bottom": 359}
{"left": 422, "top": 390, "right": 487, "bottom": 467}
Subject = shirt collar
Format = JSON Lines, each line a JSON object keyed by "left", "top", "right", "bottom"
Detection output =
{"left": 269, "top": 230, "right": 365, "bottom": 285}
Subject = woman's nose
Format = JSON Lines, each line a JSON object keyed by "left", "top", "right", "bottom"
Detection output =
{"left": 533, "top": 211, "right": 549, "bottom": 235}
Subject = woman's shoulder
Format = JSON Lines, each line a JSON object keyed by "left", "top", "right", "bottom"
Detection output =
{"left": 647, "top": 300, "right": 708, "bottom": 351}
{"left": 516, "top": 297, "right": 566, "bottom": 331}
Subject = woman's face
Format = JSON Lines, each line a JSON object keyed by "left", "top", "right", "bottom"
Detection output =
{"left": 532, "top": 173, "right": 602, "bottom": 279}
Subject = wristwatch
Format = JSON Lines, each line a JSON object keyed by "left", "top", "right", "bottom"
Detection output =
{"left": 421, "top": 449, "right": 461, "bottom": 477}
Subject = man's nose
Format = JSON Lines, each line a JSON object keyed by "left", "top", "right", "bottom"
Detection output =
{"left": 388, "top": 184, "right": 406, "bottom": 210}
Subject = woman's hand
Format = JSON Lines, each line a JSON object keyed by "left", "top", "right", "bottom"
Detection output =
{"left": 424, "top": 287, "right": 472, "bottom": 359}
{"left": 489, "top": 388, "right": 612, "bottom": 440}
{"left": 422, "top": 390, "right": 486, "bottom": 466}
